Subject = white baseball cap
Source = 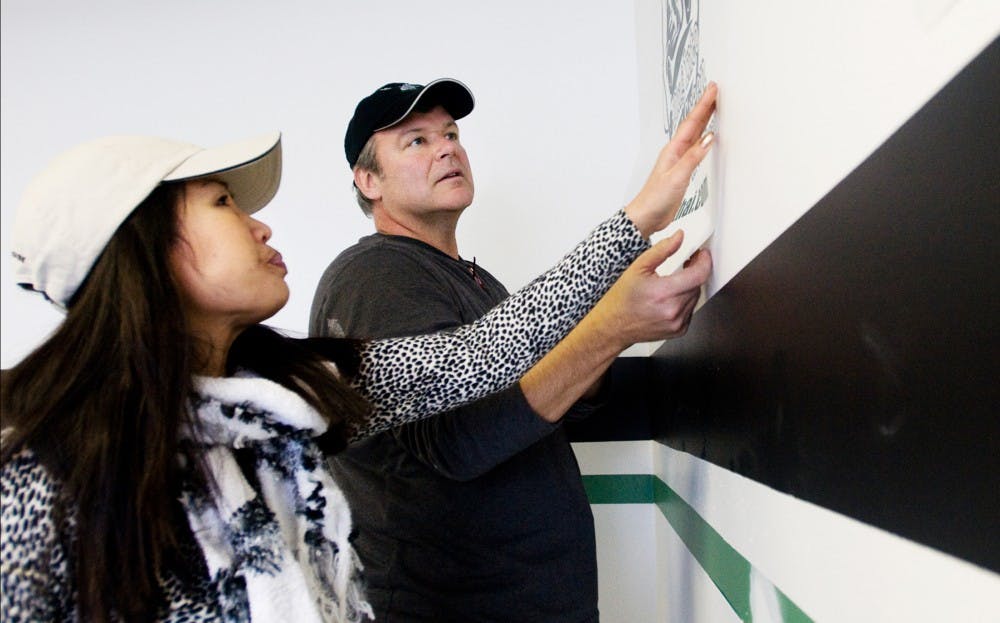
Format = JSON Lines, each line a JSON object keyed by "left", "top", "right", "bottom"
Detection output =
{"left": 10, "top": 132, "right": 282, "bottom": 309}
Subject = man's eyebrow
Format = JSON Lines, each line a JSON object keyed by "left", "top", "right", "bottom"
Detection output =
{"left": 399, "top": 120, "right": 457, "bottom": 136}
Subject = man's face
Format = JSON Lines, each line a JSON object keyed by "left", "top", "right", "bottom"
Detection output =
{"left": 367, "top": 105, "right": 474, "bottom": 220}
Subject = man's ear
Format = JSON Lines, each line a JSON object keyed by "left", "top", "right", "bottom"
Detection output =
{"left": 354, "top": 167, "right": 381, "bottom": 202}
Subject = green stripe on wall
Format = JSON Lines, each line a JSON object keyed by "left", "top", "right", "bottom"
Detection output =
{"left": 582, "top": 474, "right": 813, "bottom": 623}
{"left": 581, "top": 474, "right": 655, "bottom": 504}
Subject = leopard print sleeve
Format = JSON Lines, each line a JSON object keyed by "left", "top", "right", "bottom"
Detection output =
{"left": 352, "top": 209, "right": 649, "bottom": 438}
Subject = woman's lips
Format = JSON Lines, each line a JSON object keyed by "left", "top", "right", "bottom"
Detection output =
{"left": 268, "top": 251, "right": 286, "bottom": 271}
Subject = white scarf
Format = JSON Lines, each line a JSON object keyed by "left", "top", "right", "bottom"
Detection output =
{"left": 181, "top": 373, "right": 373, "bottom": 623}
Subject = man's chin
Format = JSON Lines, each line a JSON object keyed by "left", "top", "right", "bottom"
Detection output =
{"left": 438, "top": 190, "right": 474, "bottom": 211}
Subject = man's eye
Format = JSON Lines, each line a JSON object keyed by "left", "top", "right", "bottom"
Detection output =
{"left": 446, "top": 132, "right": 459, "bottom": 141}
{"left": 409, "top": 137, "right": 425, "bottom": 147}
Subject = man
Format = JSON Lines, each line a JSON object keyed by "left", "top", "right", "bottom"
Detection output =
{"left": 310, "top": 78, "right": 713, "bottom": 621}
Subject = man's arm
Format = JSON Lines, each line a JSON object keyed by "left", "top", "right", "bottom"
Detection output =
{"left": 318, "top": 233, "right": 710, "bottom": 478}
{"left": 521, "top": 231, "right": 711, "bottom": 421}
{"left": 329, "top": 83, "right": 718, "bottom": 463}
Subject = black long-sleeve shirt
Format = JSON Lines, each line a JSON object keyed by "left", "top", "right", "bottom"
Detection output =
{"left": 310, "top": 233, "right": 599, "bottom": 623}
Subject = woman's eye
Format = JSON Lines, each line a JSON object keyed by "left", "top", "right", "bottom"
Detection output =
{"left": 216, "top": 193, "right": 232, "bottom": 206}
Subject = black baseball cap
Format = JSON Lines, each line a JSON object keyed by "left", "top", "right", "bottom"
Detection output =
{"left": 344, "top": 78, "right": 475, "bottom": 167}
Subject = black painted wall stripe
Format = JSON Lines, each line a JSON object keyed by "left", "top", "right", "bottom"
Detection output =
{"left": 568, "top": 35, "right": 999, "bottom": 572}
{"left": 644, "top": 35, "right": 1000, "bottom": 572}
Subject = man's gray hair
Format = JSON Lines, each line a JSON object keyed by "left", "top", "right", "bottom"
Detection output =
{"left": 353, "top": 136, "right": 381, "bottom": 217}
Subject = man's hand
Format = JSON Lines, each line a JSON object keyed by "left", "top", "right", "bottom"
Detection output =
{"left": 520, "top": 231, "right": 711, "bottom": 423}
{"left": 625, "top": 82, "right": 718, "bottom": 238}
{"left": 589, "top": 230, "right": 712, "bottom": 350}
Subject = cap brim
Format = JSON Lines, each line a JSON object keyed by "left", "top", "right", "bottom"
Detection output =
{"left": 374, "top": 78, "right": 475, "bottom": 133}
{"left": 163, "top": 132, "right": 282, "bottom": 215}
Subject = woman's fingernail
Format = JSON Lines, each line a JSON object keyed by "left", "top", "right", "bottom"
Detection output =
{"left": 700, "top": 132, "right": 714, "bottom": 148}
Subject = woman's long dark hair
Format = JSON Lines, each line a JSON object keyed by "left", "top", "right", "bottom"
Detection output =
{"left": 1, "top": 183, "right": 368, "bottom": 621}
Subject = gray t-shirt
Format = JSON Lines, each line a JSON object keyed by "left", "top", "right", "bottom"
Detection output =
{"left": 310, "top": 233, "right": 599, "bottom": 623}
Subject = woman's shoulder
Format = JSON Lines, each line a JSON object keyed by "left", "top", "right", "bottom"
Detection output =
{"left": 4, "top": 442, "right": 54, "bottom": 480}
{"left": 2, "top": 445, "right": 60, "bottom": 493}
{"left": 1, "top": 445, "right": 69, "bottom": 540}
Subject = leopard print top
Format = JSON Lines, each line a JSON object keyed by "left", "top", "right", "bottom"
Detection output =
{"left": 0, "top": 210, "right": 648, "bottom": 622}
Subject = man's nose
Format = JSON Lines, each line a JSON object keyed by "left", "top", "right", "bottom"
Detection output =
{"left": 435, "top": 136, "right": 456, "bottom": 158}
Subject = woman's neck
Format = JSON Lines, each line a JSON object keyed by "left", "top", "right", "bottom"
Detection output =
{"left": 188, "top": 324, "right": 238, "bottom": 377}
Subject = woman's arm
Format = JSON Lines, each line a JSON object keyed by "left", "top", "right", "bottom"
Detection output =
{"left": 352, "top": 209, "right": 648, "bottom": 437}
{"left": 351, "top": 84, "right": 718, "bottom": 438}
{"left": 1, "top": 451, "right": 75, "bottom": 621}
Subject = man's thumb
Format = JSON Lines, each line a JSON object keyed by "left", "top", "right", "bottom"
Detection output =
{"left": 636, "top": 230, "right": 685, "bottom": 271}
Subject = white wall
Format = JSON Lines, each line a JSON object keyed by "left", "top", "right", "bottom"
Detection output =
{"left": 632, "top": 0, "right": 1000, "bottom": 294}
{"left": 0, "top": 0, "right": 641, "bottom": 367}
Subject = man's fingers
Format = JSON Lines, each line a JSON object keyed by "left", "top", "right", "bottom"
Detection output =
{"left": 635, "top": 231, "right": 685, "bottom": 271}
{"left": 673, "top": 292, "right": 700, "bottom": 334}
{"left": 666, "top": 248, "right": 712, "bottom": 291}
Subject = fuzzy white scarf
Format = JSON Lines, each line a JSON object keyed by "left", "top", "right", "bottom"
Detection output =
{"left": 180, "top": 373, "right": 373, "bottom": 623}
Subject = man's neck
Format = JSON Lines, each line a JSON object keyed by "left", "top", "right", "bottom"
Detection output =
{"left": 372, "top": 210, "right": 462, "bottom": 259}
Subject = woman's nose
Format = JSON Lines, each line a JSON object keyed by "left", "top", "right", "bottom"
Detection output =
{"left": 250, "top": 216, "right": 272, "bottom": 242}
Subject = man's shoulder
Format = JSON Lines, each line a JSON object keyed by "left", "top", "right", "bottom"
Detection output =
{"left": 311, "top": 233, "right": 460, "bottom": 329}
{"left": 323, "top": 234, "right": 447, "bottom": 280}
{"left": 310, "top": 233, "right": 469, "bottom": 338}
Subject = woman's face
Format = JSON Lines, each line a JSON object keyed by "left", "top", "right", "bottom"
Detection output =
{"left": 170, "top": 179, "right": 289, "bottom": 339}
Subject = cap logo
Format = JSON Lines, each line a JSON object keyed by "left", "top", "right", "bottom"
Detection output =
{"left": 399, "top": 83, "right": 420, "bottom": 91}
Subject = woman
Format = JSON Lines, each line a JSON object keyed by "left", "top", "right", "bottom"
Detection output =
{"left": 0, "top": 86, "right": 716, "bottom": 622}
